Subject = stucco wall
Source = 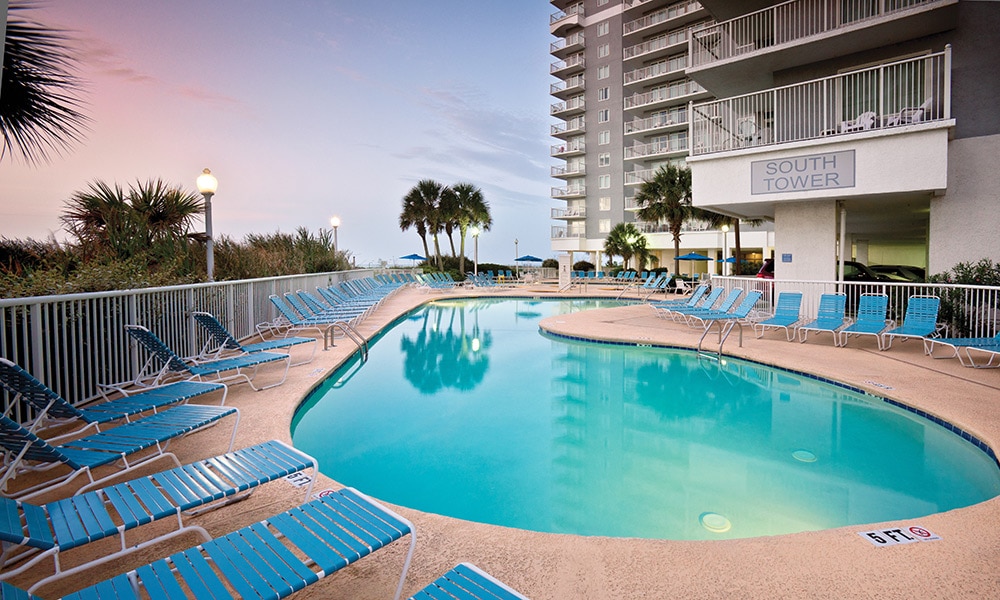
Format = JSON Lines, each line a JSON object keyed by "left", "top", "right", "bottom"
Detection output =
{"left": 773, "top": 201, "right": 838, "bottom": 280}
{"left": 929, "top": 133, "right": 1000, "bottom": 274}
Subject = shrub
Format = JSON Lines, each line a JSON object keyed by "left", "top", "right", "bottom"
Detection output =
{"left": 928, "top": 259, "right": 1000, "bottom": 336}
{"left": 573, "top": 261, "right": 595, "bottom": 272}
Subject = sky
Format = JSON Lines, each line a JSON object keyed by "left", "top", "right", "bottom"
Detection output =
{"left": 0, "top": 0, "right": 557, "bottom": 267}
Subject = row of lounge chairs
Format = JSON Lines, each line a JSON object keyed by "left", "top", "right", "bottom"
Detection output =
{"left": 1, "top": 277, "right": 529, "bottom": 598}
{"left": 660, "top": 286, "right": 1000, "bottom": 367}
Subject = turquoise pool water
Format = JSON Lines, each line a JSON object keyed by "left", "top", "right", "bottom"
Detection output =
{"left": 290, "top": 298, "right": 1000, "bottom": 540}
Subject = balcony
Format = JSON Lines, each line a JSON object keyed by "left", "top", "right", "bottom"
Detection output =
{"left": 551, "top": 207, "right": 587, "bottom": 220}
{"left": 623, "top": 54, "right": 688, "bottom": 88}
{"left": 623, "top": 1, "right": 706, "bottom": 38}
{"left": 552, "top": 184, "right": 587, "bottom": 199}
{"left": 624, "top": 169, "right": 656, "bottom": 186}
{"left": 551, "top": 96, "right": 586, "bottom": 117}
{"left": 551, "top": 2, "right": 584, "bottom": 35}
{"left": 624, "top": 137, "right": 689, "bottom": 160}
{"left": 551, "top": 116, "right": 586, "bottom": 138}
{"left": 551, "top": 139, "right": 586, "bottom": 157}
{"left": 551, "top": 53, "right": 586, "bottom": 76}
{"left": 551, "top": 163, "right": 586, "bottom": 178}
{"left": 688, "top": 0, "right": 959, "bottom": 97}
{"left": 624, "top": 109, "right": 688, "bottom": 136}
{"left": 690, "top": 49, "right": 951, "bottom": 156}
{"left": 623, "top": 21, "right": 711, "bottom": 62}
{"left": 551, "top": 31, "right": 585, "bottom": 59}
{"left": 623, "top": 79, "right": 708, "bottom": 111}
{"left": 551, "top": 226, "right": 587, "bottom": 239}
{"left": 550, "top": 74, "right": 585, "bottom": 99}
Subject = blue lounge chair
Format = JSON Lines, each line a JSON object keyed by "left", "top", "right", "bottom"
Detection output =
{"left": 126, "top": 325, "right": 290, "bottom": 390}
{"left": 881, "top": 295, "right": 941, "bottom": 350}
{"left": 962, "top": 343, "right": 1000, "bottom": 369}
{"left": 651, "top": 285, "right": 717, "bottom": 320}
{"left": 664, "top": 287, "right": 726, "bottom": 321}
{"left": 695, "top": 290, "right": 763, "bottom": 352}
{"left": 838, "top": 293, "right": 890, "bottom": 348}
{"left": 683, "top": 288, "right": 744, "bottom": 326}
{"left": 0, "top": 404, "right": 239, "bottom": 499}
{"left": 924, "top": 331, "right": 1000, "bottom": 363}
{"left": 192, "top": 311, "right": 317, "bottom": 366}
{"left": 410, "top": 563, "right": 528, "bottom": 600}
{"left": 797, "top": 293, "right": 848, "bottom": 344}
{"left": 266, "top": 294, "right": 356, "bottom": 338}
{"left": 753, "top": 291, "right": 802, "bottom": 341}
{"left": 286, "top": 291, "right": 368, "bottom": 321}
{"left": 0, "top": 440, "right": 316, "bottom": 593}
{"left": 649, "top": 283, "right": 708, "bottom": 312}
{"left": 3, "top": 488, "right": 415, "bottom": 600}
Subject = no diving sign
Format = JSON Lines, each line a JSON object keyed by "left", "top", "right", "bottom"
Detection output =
{"left": 858, "top": 525, "right": 941, "bottom": 547}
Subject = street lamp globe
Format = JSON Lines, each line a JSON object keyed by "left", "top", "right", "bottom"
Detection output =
{"left": 329, "top": 215, "right": 341, "bottom": 253}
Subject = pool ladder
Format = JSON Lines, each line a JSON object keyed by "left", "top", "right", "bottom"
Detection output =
{"left": 323, "top": 321, "right": 369, "bottom": 363}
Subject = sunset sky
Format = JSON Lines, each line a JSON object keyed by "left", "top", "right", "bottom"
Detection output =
{"left": 1, "top": 0, "right": 556, "bottom": 266}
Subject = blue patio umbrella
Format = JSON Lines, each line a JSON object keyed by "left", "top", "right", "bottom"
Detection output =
{"left": 400, "top": 253, "right": 426, "bottom": 265}
{"left": 515, "top": 255, "right": 543, "bottom": 262}
{"left": 676, "top": 252, "right": 711, "bottom": 277}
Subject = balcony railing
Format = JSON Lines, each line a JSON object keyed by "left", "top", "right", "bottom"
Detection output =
{"left": 551, "top": 31, "right": 585, "bottom": 54}
{"left": 551, "top": 185, "right": 587, "bottom": 198}
{"left": 550, "top": 74, "right": 585, "bottom": 96}
{"left": 551, "top": 226, "right": 586, "bottom": 239}
{"left": 624, "top": 137, "right": 689, "bottom": 159}
{"left": 551, "top": 164, "right": 586, "bottom": 177}
{"left": 690, "top": 49, "right": 950, "bottom": 155}
{"left": 624, "top": 109, "right": 688, "bottom": 135}
{"left": 551, "top": 139, "right": 586, "bottom": 156}
{"left": 551, "top": 117, "right": 586, "bottom": 136}
{"left": 551, "top": 2, "right": 584, "bottom": 25}
{"left": 624, "top": 79, "right": 705, "bottom": 110}
{"left": 551, "top": 96, "right": 586, "bottom": 115}
{"left": 551, "top": 53, "right": 585, "bottom": 74}
{"left": 623, "top": 1, "right": 703, "bottom": 35}
{"left": 623, "top": 54, "right": 688, "bottom": 86}
{"left": 690, "top": 0, "right": 948, "bottom": 68}
{"left": 623, "top": 21, "right": 711, "bottom": 60}
{"left": 551, "top": 207, "right": 587, "bottom": 219}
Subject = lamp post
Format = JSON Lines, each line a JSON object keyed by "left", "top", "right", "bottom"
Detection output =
{"left": 196, "top": 168, "right": 219, "bottom": 282}
{"left": 470, "top": 226, "right": 480, "bottom": 276}
{"left": 721, "top": 224, "right": 730, "bottom": 276}
{"left": 514, "top": 238, "right": 519, "bottom": 277}
{"left": 329, "top": 216, "right": 341, "bottom": 254}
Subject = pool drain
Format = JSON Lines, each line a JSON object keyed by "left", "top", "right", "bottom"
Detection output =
{"left": 699, "top": 512, "right": 732, "bottom": 533}
{"left": 792, "top": 449, "right": 817, "bottom": 463}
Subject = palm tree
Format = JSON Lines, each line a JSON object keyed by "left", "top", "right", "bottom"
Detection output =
{"left": 696, "top": 211, "right": 765, "bottom": 275}
{"left": 633, "top": 164, "right": 693, "bottom": 276}
{"left": 2, "top": 0, "right": 89, "bottom": 165}
{"left": 604, "top": 222, "right": 645, "bottom": 270}
{"left": 61, "top": 179, "right": 202, "bottom": 262}
{"left": 447, "top": 183, "right": 491, "bottom": 275}
{"left": 400, "top": 180, "right": 447, "bottom": 269}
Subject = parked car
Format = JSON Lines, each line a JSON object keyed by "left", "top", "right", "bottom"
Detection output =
{"left": 842, "top": 261, "right": 905, "bottom": 282}
{"left": 870, "top": 264, "right": 926, "bottom": 282}
{"left": 756, "top": 258, "right": 774, "bottom": 279}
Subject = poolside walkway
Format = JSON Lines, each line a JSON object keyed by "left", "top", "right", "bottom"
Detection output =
{"left": 11, "top": 284, "right": 1000, "bottom": 599}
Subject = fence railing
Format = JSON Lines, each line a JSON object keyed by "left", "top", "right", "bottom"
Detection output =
{"left": 690, "top": 48, "right": 950, "bottom": 155}
{"left": 624, "top": 0, "right": 703, "bottom": 35}
{"left": 0, "top": 270, "right": 373, "bottom": 421}
{"left": 690, "top": 0, "right": 947, "bottom": 68}
{"left": 710, "top": 276, "right": 1000, "bottom": 339}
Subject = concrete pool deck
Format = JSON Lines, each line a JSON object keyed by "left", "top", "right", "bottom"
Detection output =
{"left": 11, "top": 285, "right": 1000, "bottom": 599}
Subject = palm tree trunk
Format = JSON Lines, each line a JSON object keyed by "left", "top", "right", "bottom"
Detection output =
{"left": 458, "top": 227, "right": 467, "bottom": 275}
{"left": 420, "top": 235, "right": 431, "bottom": 265}
{"left": 733, "top": 220, "right": 743, "bottom": 275}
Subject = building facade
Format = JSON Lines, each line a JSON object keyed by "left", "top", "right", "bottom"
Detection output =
{"left": 686, "top": 0, "right": 999, "bottom": 279}
{"left": 549, "top": 0, "right": 775, "bottom": 276}
{"left": 550, "top": 0, "right": 999, "bottom": 280}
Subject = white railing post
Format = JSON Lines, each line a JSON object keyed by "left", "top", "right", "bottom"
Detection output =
{"left": 943, "top": 44, "right": 952, "bottom": 119}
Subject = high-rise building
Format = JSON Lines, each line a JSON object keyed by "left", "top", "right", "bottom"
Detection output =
{"left": 549, "top": 0, "right": 773, "bottom": 275}
{"left": 550, "top": 0, "right": 1000, "bottom": 279}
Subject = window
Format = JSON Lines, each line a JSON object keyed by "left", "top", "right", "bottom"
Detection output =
{"left": 599, "top": 219, "right": 611, "bottom": 234}
{"left": 598, "top": 0, "right": 609, "bottom": 6}
{"left": 598, "top": 130, "right": 610, "bottom": 145}
{"left": 599, "top": 174, "right": 611, "bottom": 189}
{"left": 598, "top": 44, "right": 610, "bottom": 58}
{"left": 598, "top": 87, "right": 610, "bottom": 101}
{"left": 599, "top": 152, "right": 610, "bottom": 167}
{"left": 598, "top": 65, "right": 610, "bottom": 80}
{"left": 598, "top": 109, "right": 610, "bottom": 123}
{"left": 599, "top": 197, "right": 611, "bottom": 211}
{"left": 598, "top": 21, "right": 609, "bottom": 36}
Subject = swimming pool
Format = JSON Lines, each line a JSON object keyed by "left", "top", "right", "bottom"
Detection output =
{"left": 291, "top": 297, "right": 1000, "bottom": 540}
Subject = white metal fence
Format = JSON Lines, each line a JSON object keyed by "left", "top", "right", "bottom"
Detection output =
{"left": 690, "top": 49, "right": 950, "bottom": 155}
{"left": 0, "top": 270, "right": 373, "bottom": 421}
{"left": 690, "top": 0, "right": 946, "bottom": 68}
{"left": 710, "top": 275, "right": 1000, "bottom": 339}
